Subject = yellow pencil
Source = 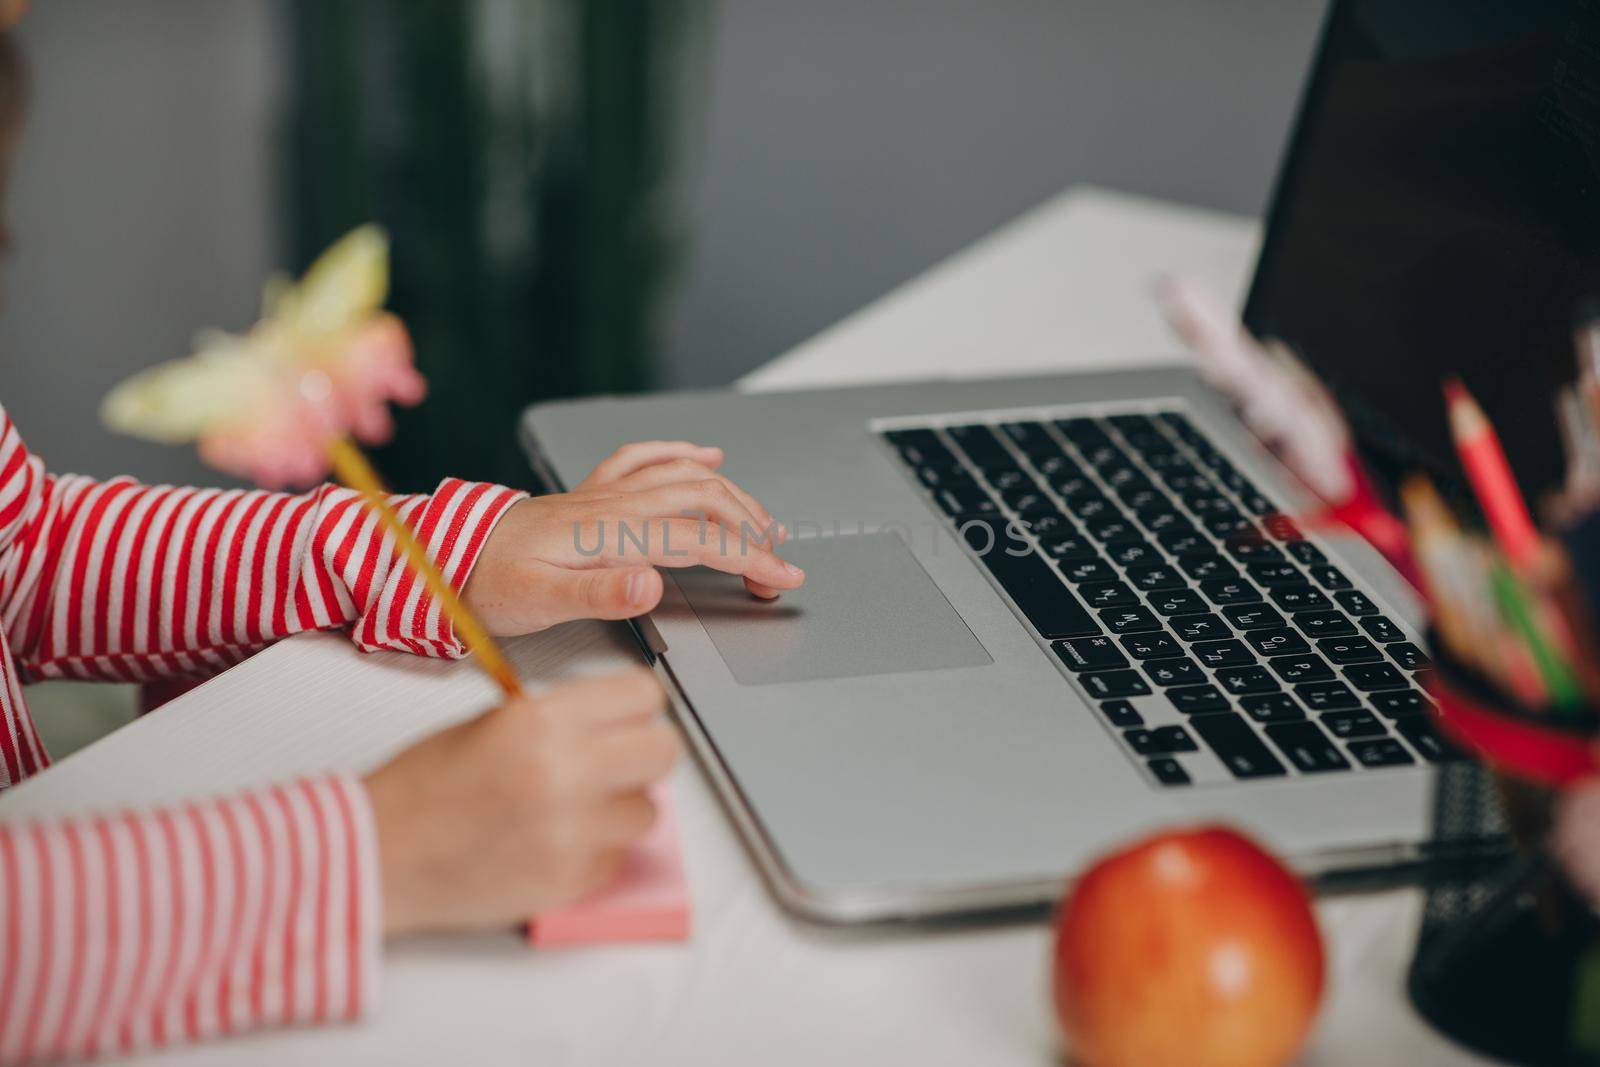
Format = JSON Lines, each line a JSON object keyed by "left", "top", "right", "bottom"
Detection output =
{"left": 327, "top": 437, "right": 522, "bottom": 698}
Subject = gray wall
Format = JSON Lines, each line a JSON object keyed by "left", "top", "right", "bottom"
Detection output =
{"left": 662, "top": 0, "right": 1327, "bottom": 386}
{"left": 0, "top": 0, "right": 1325, "bottom": 484}
{"left": 0, "top": 0, "right": 280, "bottom": 486}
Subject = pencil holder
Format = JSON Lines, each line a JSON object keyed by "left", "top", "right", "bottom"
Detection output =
{"left": 1408, "top": 640, "right": 1600, "bottom": 1066}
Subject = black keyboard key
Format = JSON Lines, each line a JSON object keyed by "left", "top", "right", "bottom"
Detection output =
{"left": 1296, "top": 680, "right": 1361, "bottom": 712}
{"left": 1041, "top": 534, "right": 1099, "bottom": 561}
{"left": 1082, "top": 669, "right": 1154, "bottom": 699}
{"left": 1001, "top": 487, "right": 1054, "bottom": 514}
{"left": 1082, "top": 442, "right": 1125, "bottom": 469}
{"left": 1317, "top": 637, "right": 1383, "bottom": 665}
{"left": 1172, "top": 614, "right": 1230, "bottom": 642}
{"left": 1063, "top": 491, "right": 1115, "bottom": 520}
{"left": 1201, "top": 578, "right": 1262, "bottom": 606}
{"left": 1225, "top": 538, "right": 1285, "bottom": 563}
{"left": 1120, "top": 483, "right": 1166, "bottom": 509}
{"left": 1032, "top": 452, "right": 1078, "bottom": 480}
{"left": 1348, "top": 738, "right": 1416, "bottom": 768}
{"left": 1016, "top": 512, "right": 1071, "bottom": 538}
{"left": 1085, "top": 517, "right": 1138, "bottom": 543}
{"left": 1241, "top": 492, "right": 1276, "bottom": 515}
{"left": 1191, "top": 639, "right": 1256, "bottom": 669}
{"left": 1149, "top": 588, "right": 1209, "bottom": 616}
{"left": 1205, "top": 516, "right": 1260, "bottom": 540}
{"left": 1160, "top": 469, "right": 1210, "bottom": 493}
{"left": 986, "top": 467, "right": 1031, "bottom": 492}
{"left": 1137, "top": 509, "right": 1190, "bottom": 535}
{"left": 1143, "top": 657, "right": 1207, "bottom": 687}
{"left": 1334, "top": 590, "right": 1380, "bottom": 616}
{"left": 1388, "top": 643, "right": 1431, "bottom": 671}
{"left": 1360, "top": 615, "right": 1406, "bottom": 643}
{"left": 1062, "top": 558, "right": 1118, "bottom": 584}
{"left": 1158, "top": 529, "right": 1211, "bottom": 557}
{"left": 1286, "top": 540, "right": 1326, "bottom": 565}
{"left": 1215, "top": 665, "right": 1279, "bottom": 695}
{"left": 915, "top": 463, "right": 974, "bottom": 489}
{"left": 1127, "top": 564, "right": 1186, "bottom": 592}
{"left": 1121, "top": 631, "right": 1184, "bottom": 660}
{"left": 1167, "top": 684, "right": 1230, "bottom": 715}
{"left": 947, "top": 424, "right": 1011, "bottom": 466}
{"left": 1054, "top": 636, "right": 1128, "bottom": 672}
{"left": 1049, "top": 470, "right": 1098, "bottom": 497}
{"left": 1345, "top": 662, "right": 1410, "bottom": 691}
{"left": 1102, "top": 465, "right": 1146, "bottom": 492}
{"left": 1124, "top": 725, "right": 1198, "bottom": 756}
{"left": 1270, "top": 584, "right": 1332, "bottom": 612}
{"left": 1221, "top": 604, "right": 1285, "bottom": 630}
{"left": 886, "top": 428, "right": 958, "bottom": 468}
{"left": 1248, "top": 561, "right": 1305, "bottom": 587}
{"left": 1148, "top": 757, "right": 1191, "bottom": 786}
{"left": 1000, "top": 421, "right": 1058, "bottom": 456}
{"left": 1266, "top": 721, "right": 1350, "bottom": 773}
{"left": 1099, "top": 700, "right": 1143, "bottom": 727}
{"left": 1242, "top": 693, "right": 1305, "bottom": 723}
{"left": 1370, "top": 689, "right": 1432, "bottom": 718}
{"left": 1322, "top": 710, "right": 1388, "bottom": 739}
{"left": 1142, "top": 450, "right": 1190, "bottom": 474}
{"left": 1101, "top": 607, "right": 1165, "bottom": 635}
{"left": 1081, "top": 582, "right": 1141, "bottom": 609}
{"left": 961, "top": 518, "right": 1099, "bottom": 638}
{"left": 1308, "top": 565, "right": 1352, "bottom": 590}
{"left": 1245, "top": 627, "right": 1312, "bottom": 658}
{"left": 1107, "top": 413, "right": 1158, "bottom": 436}
{"left": 1105, "top": 538, "right": 1160, "bottom": 567}
{"left": 1269, "top": 654, "right": 1335, "bottom": 684}
{"left": 1183, "top": 493, "right": 1237, "bottom": 517}
{"left": 1181, "top": 555, "right": 1238, "bottom": 582}
{"left": 1295, "top": 610, "right": 1358, "bottom": 639}
{"left": 933, "top": 486, "right": 1000, "bottom": 517}
{"left": 1154, "top": 411, "right": 1199, "bottom": 439}
{"left": 1395, "top": 715, "right": 1463, "bottom": 763}
{"left": 1192, "top": 714, "right": 1288, "bottom": 779}
{"left": 1055, "top": 417, "right": 1109, "bottom": 447}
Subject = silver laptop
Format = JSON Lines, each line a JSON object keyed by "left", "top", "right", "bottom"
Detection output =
{"left": 520, "top": 0, "right": 1567, "bottom": 922}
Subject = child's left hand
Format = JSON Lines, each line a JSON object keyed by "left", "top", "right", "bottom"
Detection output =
{"left": 463, "top": 440, "right": 803, "bottom": 634}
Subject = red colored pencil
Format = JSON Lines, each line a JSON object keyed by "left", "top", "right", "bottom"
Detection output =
{"left": 1445, "top": 378, "right": 1543, "bottom": 570}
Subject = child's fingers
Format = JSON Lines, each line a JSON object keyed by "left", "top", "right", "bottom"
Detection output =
{"left": 609, "top": 461, "right": 783, "bottom": 540}
{"left": 579, "top": 441, "right": 724, "bottom": 489}
{"left": 535, "top": 566, "right": 664, "bottom": 626}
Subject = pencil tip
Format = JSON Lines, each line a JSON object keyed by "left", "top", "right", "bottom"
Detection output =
{"left": 1442, "top": 376, "right": 1470, "bottom": 407}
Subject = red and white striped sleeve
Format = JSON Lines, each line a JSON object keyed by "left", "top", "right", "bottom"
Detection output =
{"left": 0, "top": 407, "right": 526, "bottom": 686}
{"left": 0, "top": 775, "right": 382, "bottom": 1064}
{"left": 0, "top": 403, "right": 530, "bottom": 1062}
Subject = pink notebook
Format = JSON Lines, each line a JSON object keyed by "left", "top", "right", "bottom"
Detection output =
{"left": 526, "top": 784, "right": 691, "bottom": 946}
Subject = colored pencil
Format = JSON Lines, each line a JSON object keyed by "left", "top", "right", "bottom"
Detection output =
{"left": 1444, "top": 378, "right": 1544, "bottom": 571}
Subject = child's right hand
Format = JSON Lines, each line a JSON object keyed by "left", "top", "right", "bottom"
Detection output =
{"left": 363, "top": 668, "right": 679, "bottom": 935}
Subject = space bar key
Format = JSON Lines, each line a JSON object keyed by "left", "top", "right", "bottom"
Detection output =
{"left": 961, "top": 519, "right": 1099, "bottom": 639}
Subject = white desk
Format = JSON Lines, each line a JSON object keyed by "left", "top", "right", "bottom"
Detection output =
{"left": 2, "top": 185, "right": 1494, "bottom": 1066}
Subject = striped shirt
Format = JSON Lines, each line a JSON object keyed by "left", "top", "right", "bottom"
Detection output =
{"left": 0, "top": 404, "right": 525, "bottom": 1062}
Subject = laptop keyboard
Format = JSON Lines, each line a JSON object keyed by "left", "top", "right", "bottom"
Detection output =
{"left": 881, "top": 409, "right": 1459, "bottom": 788}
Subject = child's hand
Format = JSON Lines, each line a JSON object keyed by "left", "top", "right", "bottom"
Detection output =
{"left": 365, "top": 669, "right": 679, "bottom": 935}
{"left": 463, "top": 440, "right": 805, "bottom": 634}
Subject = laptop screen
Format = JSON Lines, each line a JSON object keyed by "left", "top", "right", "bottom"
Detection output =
{"left": 1242, "top": 0, "right": 1600, "bottom": 504}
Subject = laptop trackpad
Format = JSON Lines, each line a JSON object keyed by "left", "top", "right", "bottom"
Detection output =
{"left": 671, "top": 532, "right": 992, "bottom": 686}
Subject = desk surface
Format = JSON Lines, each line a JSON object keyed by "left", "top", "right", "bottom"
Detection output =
{"left": 3, "top": 185, "right": 1493, "bottom": 1066}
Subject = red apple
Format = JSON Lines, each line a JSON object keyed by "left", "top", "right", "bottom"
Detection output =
{"left": 1052, "top": 825, "right": 1324, "bottom": 1067}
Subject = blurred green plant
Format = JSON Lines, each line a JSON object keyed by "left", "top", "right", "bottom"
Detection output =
{"left": 286, "top": 0, "right": 707, "bottom": 489}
